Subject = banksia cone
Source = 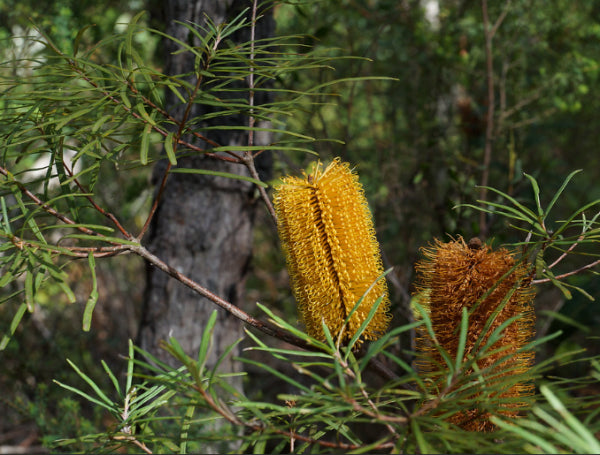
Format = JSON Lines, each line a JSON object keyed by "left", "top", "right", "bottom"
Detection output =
{"left": 414, "top": 236, "right": 536, "bottom": 432}
{"left": 273, "top": 158, "right": 391, "bottom": 344}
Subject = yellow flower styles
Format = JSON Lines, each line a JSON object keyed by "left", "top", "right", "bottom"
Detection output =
{"left": 273, "top": 158, "right": 391, "bottom": 344}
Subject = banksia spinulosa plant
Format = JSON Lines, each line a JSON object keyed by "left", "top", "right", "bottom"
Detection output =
{"left": 414, "top": 236, "right": 536, "bottom": 432}
{"left": 273, "top": 158, "right": 391, "bottom": 345}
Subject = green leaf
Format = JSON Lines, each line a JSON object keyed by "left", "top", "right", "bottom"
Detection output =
{"left": 344, "top": 268, "right": 392, "bottom": 354}
{"left": 524, "top": 173, "right": 544, "bottom": 218}
{"left": 25, "top": 269, "right": 35, "bottom": 312}
{"left": 541, "top": 385, "right": 600, "bottom": 453}
{"left": 198, "top": 310, "right": 218, "bottom": 374}
{"left": 539, "top": 310, "right": 590, "bottom": 333}
{"left": 545, "top": 169, "right": 582, "bottom": 217}
{"left": 1, "top": 197, "right": 12, "bottom": 235}
{"left": 140, "top": 122, "right": 152, "bottom": 165}
{"left": 101, "top": 359, "right": 122, "bottom": 398}
{"left": 135, "top": 102, "right": 155, "bottom": 126}
{"left": 491, "top": 417, "right": 558, "bottom": 453}
{"left": 64, "top": 358, "right": 116, "bottom": 408}
{"left": 454, "top": 306, "right": 469, "bottom": 372}
{"left": 180, "top": 405, "right": 195, "bottom": 455}
{"left": 164, "top": 131, "right": 177, "bottom": 165}
{"left": 119, "top": 86, "right": 132, "bottom": 109}
{"left": 54, "top": 378, "right": 117, "bottom": 413}
{"left": 73, "top": 24, "right": 95, "bottom": 57}
{"left": 55, "top": 106, "right": 95, "bottom": 130}
{"left": 126, "top": 339, "right": 134, "bottom": 395}
{"left": 412, "top": 420, "right": 435, "bottom": 454}
{"left": 241, "top": 358, "right": 311, "bottom": 393}
{"left": 0, "top": 303, "right": 28, "bottom": 350}
{"left": 82, "top": 252, "right": 98, "bottom": 331}
{"left": 170, "top": 167, "right": 268, "bottom": 187}
{"left": 61, "top": 234, "right": 139, "bottom": 245}
{"left": 478, "top": 185, "right": 539, "bottom": 221}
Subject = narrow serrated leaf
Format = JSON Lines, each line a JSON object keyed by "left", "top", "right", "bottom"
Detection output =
{"left": 0, "top": 303, "right": 28, "bottom": 350}
{"left": 170, "top": 167, "right": 267, "bottom": 187}
{"left": 64, "top": 358, "right": 115, "bottom": 407}
{"left": 164, "top": 131, "right": 177, "bottom": 165}
{"left": 198, "top": 310, "right": 218, "bottom": 374}
{"left": 140, "top": 123, "right": 152, "bottom": 165}
{"left": 82, "top": 252, "right": 98, "bottom": 331}
{"left": 546, "top": 169, "right": 583, "bottom": 216}
{"left": 454, "top": 306, "right": 469, "bottom": 372}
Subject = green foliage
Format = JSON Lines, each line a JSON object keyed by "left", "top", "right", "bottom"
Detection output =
{"left": 463, "top": 170, "right": 600, "bottom": 301}
{"left": 1, "top": 1, "right": 600, "bottom": 453}
{"left": 49, "top": 308, "right": 600, "bottom": 454}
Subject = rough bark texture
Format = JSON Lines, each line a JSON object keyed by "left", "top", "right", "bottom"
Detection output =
{"left": 138, "top": 0, "right": 273, "bottom": 393}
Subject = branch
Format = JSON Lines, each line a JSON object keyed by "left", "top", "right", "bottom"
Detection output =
{"left": 532, "top": 259, "right": 600, "bottom": 285}
{"left": 62, "top": 158, "right": 133, "bottom": 240}
{"left": 5, "top": 233, "right": 128, "bottom": 258}
{"left": 478, "top": 0, "right": 497, "bottom": 239}
{"left": 136, "top": 24, "right": 244, "bottom": 241}
{"left": 242, "top": 0, "right": 278, "bottom": 225}
{"left": 127, "top": 243, "right": 312, "bottom": 350}
{"left": 0, "top": 165, "right": 103, "bottom": 238}
{"left": 194, "top": 381, "right": 395, "bottom": 452}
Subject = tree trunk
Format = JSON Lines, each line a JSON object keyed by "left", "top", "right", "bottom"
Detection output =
{"left": 138, "top": 0, "right": 273, "bottom": 395}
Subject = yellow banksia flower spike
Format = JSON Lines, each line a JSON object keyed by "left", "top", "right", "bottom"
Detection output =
{"left": 273, "top": 157, "right": 391, "bottom": 345}
{"left": 414, "top": 236, "right": 536, "bottom": 432}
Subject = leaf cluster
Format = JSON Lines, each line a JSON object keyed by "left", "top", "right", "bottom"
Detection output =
{"left": 53, "top": 305, "right": 600, "bottom": 454}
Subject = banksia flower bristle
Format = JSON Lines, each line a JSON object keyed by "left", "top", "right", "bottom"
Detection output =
{"left": 414, "top": 236, "right": 536, "bottom": 432}
{"left": 273, "top": 158, "right": 391, "bottom": 344}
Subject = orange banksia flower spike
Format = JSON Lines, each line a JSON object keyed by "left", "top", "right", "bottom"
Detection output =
{"left": 273, "top": 158, "right": 391, "bottom": 345}
{"left": 414, "top": 236, "right": 536, "bottom": 432}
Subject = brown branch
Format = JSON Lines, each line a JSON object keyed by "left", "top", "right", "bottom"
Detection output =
{"left": 490, "top": 0, "right": 511, "bottom": 38}
{"left": 242, "top": 153, "right": 278, "bottom": 224}
{"left": 136, "top": 25, "right": 245, "bottom": 241}
{"left": 124, "top": 78, "right": 222, "bottom": 149}
{"left": 478, "top": 0, "right": 497, "bottom": 239}
{"left": 532, "top": 258, "right": 600, "bottom": 285}
{"left": 2, "top": 167, "right": 398, "bottom": 382}
{"left": 6, "top": 233, "right": 128, "bottom": 258}
{"left": 127, "top": 243, "right": 313, "bottom": 350}
{"left": 111, "top": 435, "right": 153, "bottom": 454}
{"left": 61, "top": 158, "right": 133, "bottom": 240}
{"left": 241, "top": 1, "right": 278, "bottom": 225}
{"left": 247, "top": 0, "right": 258, "bottom": 147}
{"left": 194, "top": 381, "right": 395, "bottom": 452}
{"left": 1, "top": 165, "right": 97, "bottom": 237}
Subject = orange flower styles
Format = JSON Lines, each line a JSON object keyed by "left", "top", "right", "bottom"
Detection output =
{"left": 273, "top": 158, "right": 391, "bottom": 344}
{"left": 414, "top": 237, "right": 536, "bottom": 431}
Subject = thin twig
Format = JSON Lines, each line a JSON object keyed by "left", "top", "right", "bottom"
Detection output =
{"left": 241, "top": 0, "right": 278, "bottom": 224}
{"left": 532, "top": 259, "right": 600, "bottom": 284}
{"left": 1, "top": 165, "right": 98, "bottom": 237}
{"left": 139, "top": 27, "right": 220, "bottom": 241}
{"left": 112, "top": 435, "right": 153, "bottom": 454}
{"left": 62, "top": 158, "right": 133, "bottom": 239}
{"left": 127, "top": 242, "right": 313, "bottom": 350}
{"left": 194, "top": 382, "right": 394, "bottom": 451}
{"left": 243, "top": 154, "right": 278, "bottom": 223}
{"left": 70, "top": 64, "right": 239, "bottom": 163}
{"left": 490, "top": 0, "right": 511, "bottom": 38}
{"left": 5, "top": 234, "right": 128, "bottom": 257}
{"left": 478, "top": 0, "right": 496, "bottom": 239}
{"left": 248, "top": 0, "right": 258, "bottom": 147}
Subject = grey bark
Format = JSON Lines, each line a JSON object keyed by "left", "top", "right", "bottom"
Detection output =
{"left": 138, "top": 0, "right": 273, "bottom": 393}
